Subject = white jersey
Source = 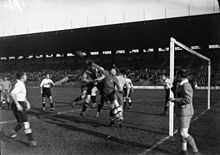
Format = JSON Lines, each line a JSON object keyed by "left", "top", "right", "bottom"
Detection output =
{"left": 40, "top": 78, "right": 54, "bottom": 88}
{"left": 11, "top": 80, "right": 27, "bottom": 102}
{"left": 116, "top": 75, "right": 127, "bottom": 91}
{"left": 125, "top": 78, "right": 133, "bottom": 89}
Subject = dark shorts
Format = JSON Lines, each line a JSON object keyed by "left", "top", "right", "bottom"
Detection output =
{"left": 42, "top": 88, "right": 52, "bottom": 98}
{"left": 81, "top": 83, "right": 94, "bottom": 95}
{"left": 11, "top": 101, "right": 28, "bottom": 123}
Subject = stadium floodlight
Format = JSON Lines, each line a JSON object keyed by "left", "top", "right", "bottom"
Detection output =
{"left": 169, "top": 37, "right": 211, "bottom": 136}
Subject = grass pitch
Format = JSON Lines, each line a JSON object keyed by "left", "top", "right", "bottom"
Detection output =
{"left": 0, "top": 87, "right": 220, "bottom": 155}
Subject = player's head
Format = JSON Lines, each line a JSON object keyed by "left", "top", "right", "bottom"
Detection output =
{"left": 85, "top": 59, "right": 95, "bottom": 69}
{"left": 46, "top": 74, "right": 50, "bottom": 79}
{"left": 120, "top": 69, "right": 127, "bottom": 77}
{"left": 110, "top": 68, "right": 117, "bottom": 76}
{"left": 16, "top": 72, "right": 27, "bottom": 82}
{"left": 177, "top": 69, "right": 189, "bottom": 80}
{"left": 4, "top": 77, "right": 8, "bottom": 81}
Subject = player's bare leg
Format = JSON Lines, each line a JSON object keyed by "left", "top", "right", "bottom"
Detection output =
{"left": 80, "top": 95, "right": 91, "bottom": 117}
{"left": 72, "top": 90, "right": 86, "bottom": 108}
{"left": 91, "top": 86, "right": 98, "bottom": 108}
{"left": 96, "top": 95, "right": 105, "bottom": 118}
{"left": 179, "top": 127, "right": 200, "bottom": 155}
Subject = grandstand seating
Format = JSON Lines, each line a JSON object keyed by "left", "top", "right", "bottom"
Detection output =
{"left": 0, "top": 49, "right": 219, "bottom": 86}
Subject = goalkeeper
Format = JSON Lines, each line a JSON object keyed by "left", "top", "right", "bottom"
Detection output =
{"left": 169, "top": 69, "right": 201, "bottom": 155}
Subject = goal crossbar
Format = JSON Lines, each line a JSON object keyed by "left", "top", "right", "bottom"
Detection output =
{"left": 171, "top": 37, "right": 211, "bottom": 62}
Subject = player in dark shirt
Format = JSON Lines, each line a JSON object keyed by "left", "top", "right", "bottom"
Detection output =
{"left": 79, "top": 61, "right": 105, "bottom": 117}
{"left": 97, "top": 67, "right": 124, "bottom": 126}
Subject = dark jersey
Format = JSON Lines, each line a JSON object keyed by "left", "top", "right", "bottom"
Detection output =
{"left": 81, "top": 70, "right": 95, "bottom": 86}
{"left": 102, "top": 71, "right": 119, "bottom": 95}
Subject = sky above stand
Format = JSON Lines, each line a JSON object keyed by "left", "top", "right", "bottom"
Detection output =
{"left": 0, "top": 0, "right": 219, "bottom": 36}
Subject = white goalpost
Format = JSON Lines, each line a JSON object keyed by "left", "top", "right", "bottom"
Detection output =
{"left": 169, "top": 37, "right": 211, "bottom": 136}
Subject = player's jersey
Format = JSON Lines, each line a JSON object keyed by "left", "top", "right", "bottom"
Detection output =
{"left": 2, "top": 80, "right": 12, "bottom": 91}
{"left": 40, "top": 78, "right": 54, "bottom": 88}
{"left": 102, "top": 72, "right": 119, "bottom": 95}
{"left": 116, "top": 75, "right": 127, "bottom": 92}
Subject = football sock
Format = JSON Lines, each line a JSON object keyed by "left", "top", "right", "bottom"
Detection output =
{"left": 186, "top": 135, "right": 199, "bottom": 153}
{"left": 14, "top": 123, "right": 22, "bottom": 132}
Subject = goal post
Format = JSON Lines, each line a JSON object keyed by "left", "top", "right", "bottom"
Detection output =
{"left": 169, "top": 37, "right": 211, "bottom": 136}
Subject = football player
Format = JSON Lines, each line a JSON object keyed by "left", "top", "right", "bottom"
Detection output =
{"left": 40, "top": 74, "right": 55, "bottom": 111}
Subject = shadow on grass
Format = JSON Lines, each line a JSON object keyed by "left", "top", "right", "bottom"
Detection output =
{"left": 43, "top": 116, "right": 172, "bottom": 155}
{"left": 0, "top": 131, "right": 31, "bottom": 147}
{"left": 126, "top": 109, "right": 163, "bottom": 116}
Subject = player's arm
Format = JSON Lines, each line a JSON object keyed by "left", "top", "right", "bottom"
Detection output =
{"left": 93, "top": 63, "right": 105, "bottom": 72}
{"left": 9, "top": 82, "right": 12, "bottom": 92}
{"left": 25, "top": 97, "right": 31, "bottom": 110}
{"left": 40, "top": 80, "right": 44, "bottom": 94}
{"left": 50, "top": 79, "right": 55, "bottom": 86}
{"left": 81, "top": 72, "right": 93, "bottom": 83}
{"left": 94, "top": 73, "right": 105, "bottom": 82}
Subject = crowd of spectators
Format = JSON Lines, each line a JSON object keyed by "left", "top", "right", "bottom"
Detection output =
{"left": 0, "top": 66, "right": 216, "bottom": 87}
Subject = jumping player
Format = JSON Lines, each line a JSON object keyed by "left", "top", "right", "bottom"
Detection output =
{"left": 40, "top": 74, "right": 55, "bottom": 111}
{"left": 9, "top": 72, "right": 37, "bottom": 146}
{"left": 105, "top": 68, "right": 124, "bottom": 126}
{"left": 95, "top": 66, "right": 124, "bottom": 126}
{"left": 80, "top": 61, "right": 105, "bottom": 117}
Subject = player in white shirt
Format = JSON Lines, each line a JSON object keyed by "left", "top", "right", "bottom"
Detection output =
{"left": 1, "top": 77, "right": 12, "bottom": 109}
{"left": 161, "top": 74, "right": 172, "bottom": 115}
{"left": 122, "top": 73, "right": 134, "bottom": 109}
{"left": 0, "top": 78, "right": 3, "bottom": 109}
{"left": 40, "top": 74, "right": 55, "bottom": 111}
{"left": 9, "top": 72, "right": 37, "bottom": 147}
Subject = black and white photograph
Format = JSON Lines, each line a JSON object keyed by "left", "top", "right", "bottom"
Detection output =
{"left": 0, "top": 0, "right": 220, "bottom": 154}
